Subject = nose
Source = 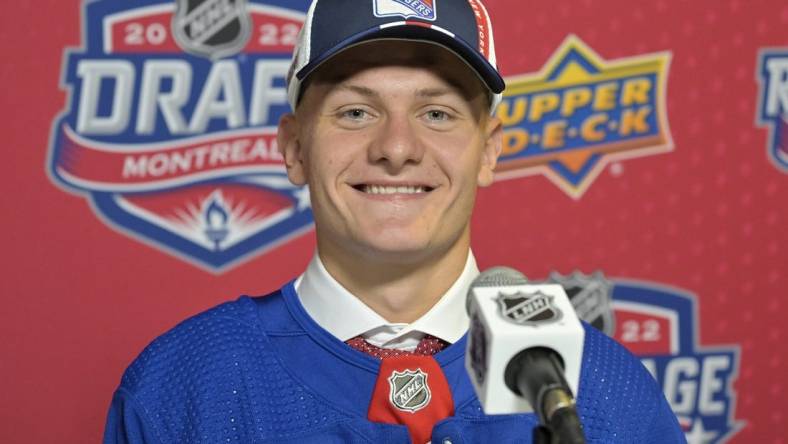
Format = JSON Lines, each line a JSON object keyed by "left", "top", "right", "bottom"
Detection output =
{"left": 368, "top": 111, "right": 425, "bottom": 172}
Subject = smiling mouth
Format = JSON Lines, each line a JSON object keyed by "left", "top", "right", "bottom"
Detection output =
{"left": 352, "top": 184, "right": 435, "bottom": 195}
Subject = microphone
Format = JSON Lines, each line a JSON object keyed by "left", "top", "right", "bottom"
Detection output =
{"left": 465, "top": 267, "right": 586, "bottom": 443}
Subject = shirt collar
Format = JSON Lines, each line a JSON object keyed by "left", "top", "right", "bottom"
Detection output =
{"left": 294, "top": 251, "right": 479, "bottom": 346}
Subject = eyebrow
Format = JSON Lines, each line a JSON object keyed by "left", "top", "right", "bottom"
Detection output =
{"left": 337, "top": 84, "right": 457, "bottom": 99}
{"left": 337, "top": 84, "right": 379, "bottom": 98}
{"left": 415, "top": 87, "right": 455, "bottom": 98}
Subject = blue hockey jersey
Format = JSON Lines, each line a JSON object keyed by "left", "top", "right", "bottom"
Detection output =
{"left": 104, "top": 282, "right": 685, "bottom": 443}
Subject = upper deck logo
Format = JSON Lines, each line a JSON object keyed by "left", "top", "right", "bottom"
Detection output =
{"left": 47, "top": 1, "right": 310, "bottom": 273}
{"left": 173, "top": 0, "right": 252, "bottom": 59}
{"left": 496, "top": 35, "right": 673, "bottom": 198}
{"left": 373, "top": 0, "right": 437, "bottom": 21}
{"left": 756, "top": 48, "right": 788, "bottom": 172}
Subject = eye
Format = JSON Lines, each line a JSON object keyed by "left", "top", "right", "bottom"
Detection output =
{"left": 425, "top": 109, "right": 451, "bottom": 121}
{"left": 334, "top": 106, "right": 377, "bottom": 128}
{"left": 341, "top": 108, "right": 371, "bottom": 120}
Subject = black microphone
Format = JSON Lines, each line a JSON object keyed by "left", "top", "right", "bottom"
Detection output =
{"left": 465, "top": 267, "right": 587, "bottom": 443}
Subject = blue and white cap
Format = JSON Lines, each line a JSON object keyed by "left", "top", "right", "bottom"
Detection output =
{"left": 286, "top": 0, "right": 505, "bottom": 113}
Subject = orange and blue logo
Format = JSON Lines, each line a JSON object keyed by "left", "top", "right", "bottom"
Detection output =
{"left": 495, "top": 36, "right": 673, "bottom": 198}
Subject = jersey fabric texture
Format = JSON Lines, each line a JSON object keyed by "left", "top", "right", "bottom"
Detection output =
{"left": 103, "top": 282, "right": 685, "bottom": 443}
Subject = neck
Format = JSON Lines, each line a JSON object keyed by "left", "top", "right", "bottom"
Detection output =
{"left": 317, "top": 233, "right": 471, "bottom": 323}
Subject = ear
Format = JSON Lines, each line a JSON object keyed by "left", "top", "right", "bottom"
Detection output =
{"left": 477, "top": 116, "right": 503, "bottom": 187}
{"left": 277, "top": 113, "right": 307, "bottom": 186}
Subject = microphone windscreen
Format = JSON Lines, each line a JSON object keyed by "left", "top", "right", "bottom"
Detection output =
{"left": 467, "top": 267, "right": 528, "bottom": 314}
{"left": 473, "top": 267, "right": 529, "bottom": 287}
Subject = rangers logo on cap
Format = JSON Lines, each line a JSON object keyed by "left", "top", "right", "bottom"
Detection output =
{"left": 373, "top": 0, "right": 437, "bottom": 21}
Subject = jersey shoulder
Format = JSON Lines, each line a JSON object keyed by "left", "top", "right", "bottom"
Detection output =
{"left": 108, "top": 290, "right": 357, "bottom": 442}
{"left": 578, "top": 323, "right": 685, "bottom": 443}
{"left": 120, "top": 296, "right": 265, "bottom": 397}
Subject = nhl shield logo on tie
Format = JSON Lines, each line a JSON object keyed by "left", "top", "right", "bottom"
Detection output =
{"left": 496, "top": 291, "right": 563, "bottom": 325}
{"left": 173, "top": 0, "right": 252, "bottom": 59}
{"left": 388, "top": 369, "right": 431, "bottom": 413}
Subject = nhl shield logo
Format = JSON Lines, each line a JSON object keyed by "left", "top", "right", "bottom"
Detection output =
{"left": 373, "top": 0, "right": 437, "bottom": 21}
{"left": 173, "top": 0, "right": 252, "bottom": 59}
{"left": 388, "top": 368, "right": 431, "bottom": 412}
{"left": 496, "top": 291, "right": 562, "bottom": 325}
{"left": 546, "top": 271, "right": 615, "bottom": 335}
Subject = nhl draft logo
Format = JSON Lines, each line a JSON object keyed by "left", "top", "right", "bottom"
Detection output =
{"left": 373, "top": 0, "right": 437, "bottom": 21}
{"left": 496, "top": 291, "right": 562, "bottom": 325}
{"left": 546, "top": 271, "right": 615, "bottom": 335}
{"left": 388, "top": 368, "right": 431, "bottom": 412}
{"left": 495, "top": 35, "right": 673, "bottom": 198}
{"left": 549, "top": 274, "right": 743, "bottom": 443}
{"left": 756, "top": 48, "right": 788, "bottom": 172}
{"left": 48, "top": 1, "right": 311, "bottom": 272}
{"left": 173, "top": 0, "right": 252, "bottom": 59}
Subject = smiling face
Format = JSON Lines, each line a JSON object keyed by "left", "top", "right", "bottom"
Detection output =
{"left": 278, "top": 40, "right": 502, "bottom": 266}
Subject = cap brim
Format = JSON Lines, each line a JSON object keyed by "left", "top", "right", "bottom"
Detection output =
{"left": 295, "top": 24, "right": 505, "bottom": 95}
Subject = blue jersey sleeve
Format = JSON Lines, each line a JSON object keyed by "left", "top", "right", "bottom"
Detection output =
{"left": 644, "top": 389, "right": 687, "bottom": 444}
{"left": 103, "top": 389, "right": 162, "bottom": 444}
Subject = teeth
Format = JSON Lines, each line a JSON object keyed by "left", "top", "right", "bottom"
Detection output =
{"left": 363, "top": 185, "right": 427, "bottom": 194}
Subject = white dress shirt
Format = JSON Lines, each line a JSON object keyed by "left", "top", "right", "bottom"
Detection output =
{"left": 294, "top": 251, "right": 480, "bottom": 352}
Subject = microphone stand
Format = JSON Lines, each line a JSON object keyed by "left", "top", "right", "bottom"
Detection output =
{"left": 504, "top": 348, "right": 587, "bottom": 444}
{"left": 533, "top": 425, "right": 554, "bottom": 444}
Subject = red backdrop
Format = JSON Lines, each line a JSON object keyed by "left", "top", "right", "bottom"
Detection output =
{"left": 1, "top": 1, "right": 785, "bottom": 442}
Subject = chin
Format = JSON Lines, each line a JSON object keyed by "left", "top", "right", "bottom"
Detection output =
{"left": 356, "top": 233, "right": 433, "bottom": 260}
{"left": 368, "top": 236, "right": 428, "bottom": 253}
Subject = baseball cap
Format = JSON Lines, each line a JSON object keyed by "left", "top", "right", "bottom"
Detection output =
{"left": 286, "top": 0, "right": 505, "bottom": 113}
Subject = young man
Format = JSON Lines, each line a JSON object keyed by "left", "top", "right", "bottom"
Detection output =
{"left": 104, "top": 1, "right": 684, "bottom": 443}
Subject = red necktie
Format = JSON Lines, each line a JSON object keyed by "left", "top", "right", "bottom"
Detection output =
{"left": 347, "top": 336, "right": 455, "bottom": 444}
{"left": 346, "top": 334, "right": 449, "bottom": 358}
